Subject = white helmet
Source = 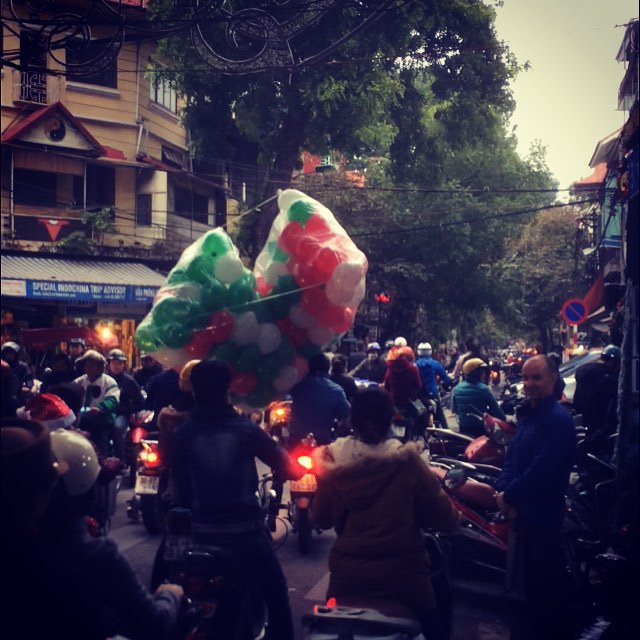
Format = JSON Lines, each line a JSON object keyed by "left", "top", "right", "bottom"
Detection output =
{"left": 417, "top": 342, "right": 432, "bottom": 355}
{"left": 50, "top": 430, "right": 100, "bottom": 496}
{"left": 393, "top": 337, "right": 408, "bottom": 347}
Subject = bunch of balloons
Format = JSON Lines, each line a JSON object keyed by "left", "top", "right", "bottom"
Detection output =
{"left": 135, "top": 189, "right": 368, "bottom": 408}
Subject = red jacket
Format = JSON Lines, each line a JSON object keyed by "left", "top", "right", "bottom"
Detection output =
{"left": 383, "top": 358, "right": 422, "bottom": 406}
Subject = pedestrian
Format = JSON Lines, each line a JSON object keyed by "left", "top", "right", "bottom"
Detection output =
{"left": 329, "top": 354, "right": 358, "bottom": 402}
{"left": 495, "top": 355, "right": 577, "bottom": 640}
{"left": 451, "top": 358, "right": 506, "bottom": 438}
{"left": 312, "top": 387, "right": 460, "bottom": 640}
{"left": 349, "top": 342, "right": 387, "bottom": 382}
{"left": 107, "top": 348, "right": 145, "bottom": 460}
{"left": 171, "top": 359, "right": 302, "bottom": 640}
{"left": 73, "top": 350, "right": 120, "bottom": 456}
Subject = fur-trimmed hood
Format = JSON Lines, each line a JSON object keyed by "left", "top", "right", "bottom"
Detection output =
{"left": 315, "top": 436, "right": 426, "bottom": 511}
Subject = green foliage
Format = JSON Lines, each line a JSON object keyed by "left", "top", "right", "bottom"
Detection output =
{"left": 54, "top": 231, "right": 95, "bottom": 255}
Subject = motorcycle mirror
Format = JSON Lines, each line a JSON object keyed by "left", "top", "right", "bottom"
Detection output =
{"left": 444, "top": 467, "right": 467, "bottom": 489}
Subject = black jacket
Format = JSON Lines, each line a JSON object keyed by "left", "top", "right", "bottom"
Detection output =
{"left": 111, "top": 371, "right": 145, "bottom": 416}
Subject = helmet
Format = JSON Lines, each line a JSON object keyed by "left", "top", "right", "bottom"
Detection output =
{"left": 50, "top": 430, "right": 100, "bottom": 496}
{"left": 397, "top": 346, "right": 415, "bottom": 362}
{"left": 81, "top": 350, "right": 106, "bottom": 365}
{"left": 602, "top": 345, "right": 621, "bottom": 361}
{"left": 366, "top": 342, "right": 381, "bottom": 352}
{"left": 417, "top": 342, "right": 432, "bottom": 355}
{"left": 107, "top": 348, "right": 127, "bottom": 362}
{"left": 463, "top": 357, "right": 488, "bottom": 376}
{"left": 179, "top": 359, "right": 201, "bottom": 393}
{"left": 68, "top": 338, "right": 86, "bottom": 347}
{"left": 1, "top": 341, "right": 20, "bottom": 353}
{"left": 393, "top": 337, "right": 407, "bottom": 347}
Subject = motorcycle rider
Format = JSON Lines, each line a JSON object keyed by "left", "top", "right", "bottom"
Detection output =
{"left": 107, "top": 348, "right": 145, "bottom": 461}
{"left": 348, "top": 341, "right": 387, "bottom": 383}
{"left": 40, "top": 352, "right": 76, "bottom": 393}
{"left": 289, "top": 352, "right": 351, "bottom": 447}
{"left": 67, "top": 338, "right": 87, "bottom": 377}
{"left": 1, "top": 341, "right": 34, "bottom": 404}
{"left": 451, "top": 358, "right": 506, "bottom": 438}
{"left": 383, "top": 346, "right": 423, "bottom": 436}
{"left": 312, "top": 387, "right": 461, "bottom": 640}
{"left": 573, "top": 344, "right": 621, "bottom": 442}
{"left": 495, "top": 355, "right": 576, "bottom": 640}
{"left": 451, "top": 337, "right": 483, "bottom": 380}
{"left": 329, "top": 353, "right": 358, "bottom": 401}
{"left": 73, "top": 350, "right": 120, "bottom": 456}
{"left": 171, "top": 359, "right": 303, "bottom": 640}
{"left": 415, "top": 342, "right": 454, "bottom": 428}
{"left": 133, "top": 353, "right": 163, "bottom": 391}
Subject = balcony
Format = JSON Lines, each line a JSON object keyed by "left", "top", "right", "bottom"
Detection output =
{"left": 12, "top": 69, "right": 60, "bottom": 106}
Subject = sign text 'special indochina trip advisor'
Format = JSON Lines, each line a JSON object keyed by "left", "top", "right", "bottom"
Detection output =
{"left": 134, "top": 189, "right": 368, "bottom": 409}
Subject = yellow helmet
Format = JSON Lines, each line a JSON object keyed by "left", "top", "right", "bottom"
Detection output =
{"left": 179, "top": 359, "right": 201, "bottom": 393}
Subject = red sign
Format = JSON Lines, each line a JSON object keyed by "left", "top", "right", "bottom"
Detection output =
{"left": 561, "top": 298, "right": 589, "bottom": 325}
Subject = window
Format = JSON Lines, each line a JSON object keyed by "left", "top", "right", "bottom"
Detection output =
{"left": 20, "top": 31, "right": 47, "bottom": 103}
{"left": 174, "top": 186, "right": 208, "bottom": 225}
{"left": 14, "top": 168, "right": 57, "bottom": 206}
{"left": 151, "top": 74, "right": 178, "bottom": 113}
{"left": 86, "top": 165, "right": 115, "bottom": 209}
{"left": 136, "top": 194, "right": 152, "bottom": 226}
{"left": 66, "top": 40, "right": 117, "bottom": 89}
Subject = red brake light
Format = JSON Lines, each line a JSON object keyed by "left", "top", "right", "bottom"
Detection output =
{"left": 131, "top": 427, "right": 147, "bottom": 444}
{"left": 139, "top": 442, "right": 161, "bottom": 468}
{"left": 326, "top": 597, "right": 337, "bottom": 608}
{"left": 297, "top": 455, "right": 314, "bottom": 470}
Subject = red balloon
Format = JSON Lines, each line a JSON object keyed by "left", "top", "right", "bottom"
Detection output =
{"left": 315, "top": 247, "right": 344, "bottom": 282}
{"left": 278, "top": 221, "right": 305, "bottom": 255}
{"left": 330, "top": 307, "right": 355, "bottom": 333}
{"left": 292, "top": 261, "right": 325, "bottom": 288}
{"left": 301, "top": 286, "right": 328, "bottom": 317}
{"left": 207, "top": 310, "right": 234, "bottom": 343}
{"left": 256, "top": 276, "right": 272, "bottom": 297}
{"left": 185, "top": 329, "right": 217, "bottom": 359}
{"left": 230, "top": 372, "right": 258, "bottom": 396}
{"left": 316, "top": 298, "right": 345, "bottom": 328}
{"left": 294, "top": 236, "right": 322, "bottom": 260}
{"left": 305, "top": 214, "right": 332, "bottom": 240}
{"left": 277, "top": 318, "right": 308, "bottom": 347}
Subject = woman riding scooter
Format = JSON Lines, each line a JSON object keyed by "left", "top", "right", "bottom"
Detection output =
{"left": 312, "top": 386, "right": 461, "bottom": 640}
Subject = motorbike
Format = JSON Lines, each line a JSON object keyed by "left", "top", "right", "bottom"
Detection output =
{"left": 126, "top": 431, "right": 168, "bottom": 534}
{"left": 123, "top": 409, "right": 154, "bottom": 488}
{"left": 301, "top": 532, "right": 452, "bottom": 640}
{"left": 286, "top": 433, "right": 320, "bottom": 555}
{"left": 460, "top": 412, "right": 516, "bottom": 468}
{"left": 263, "top": 399, "right": 292, "bottom": 445}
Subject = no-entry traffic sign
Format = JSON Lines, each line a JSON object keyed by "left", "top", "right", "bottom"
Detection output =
{"left": 561, "top": 298, "right": 589, "bottom": 325}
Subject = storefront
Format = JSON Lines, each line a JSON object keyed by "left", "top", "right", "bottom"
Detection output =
{"left": 1, "top": 252, "right": 166, "bottom": 369}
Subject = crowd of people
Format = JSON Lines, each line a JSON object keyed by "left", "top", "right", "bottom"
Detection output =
{"left": 0, "top": 331, "right": 623, "bottom": 639}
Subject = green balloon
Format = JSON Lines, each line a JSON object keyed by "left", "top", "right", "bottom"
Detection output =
{"left": 166, "top": 268, "right": 189, "bottom": 285}
{"left": 202, "top": 229, "right": 232, "bottom": 258}
{"left": 186, "top": 254, "right": 216, "bottom": 286}
{"left": 155, "top": 322, "right": 192, "bottom": 348}
{"left": 212, "top": 341, "right": 239, "bottom": 365}
{"left": 152, "top": 296, "right": 194, "bottom": 326}
{"left": 226, "top": 273, "right": 257, "bottom": 311}
{"left": 257, "top": 355, "right": 282, "bottom": 384}
{"left": 235, "top": 344, "right": 262, "bottom": 373}
{"left": 272, "top": 245, "right": 289, "bottom": 263}
{"left": 200, "top": 277, "right": 227, "bottom": 312}
{"left": 268, "top": 275, "right": 301, "bottom": 319}
{"left": 288, "top": 199, "right": 315, "bottom": 225}
{"left": 272, "top": 335, "right": 296, "bottom": 366}
{"left": 134, "top": 321, "right": 160, "bottom": 353}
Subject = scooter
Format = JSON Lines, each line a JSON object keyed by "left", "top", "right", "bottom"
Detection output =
{"left": 301, "top": 532, "right": 452, "bottom": 640}
{"left": 263, "top": 399, "right": 292, "bottom": 446}
{"left": 123, "top": 409, "right": 154, "bottom": 488}
{"left": 286, "top": 433, "right": 320, "bottom": 555}
{"left": 126, "top": 431, "right": 168, "bottom": 534}
{"left": 462, "top": 412, "right": 516, "bottom": 468}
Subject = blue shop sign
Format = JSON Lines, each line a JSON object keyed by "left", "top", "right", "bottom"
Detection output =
{"left": 25, "top": 280, "right": 158, "bottom": 303}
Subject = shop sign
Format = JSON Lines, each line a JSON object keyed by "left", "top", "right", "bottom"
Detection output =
{"left": 1, "top": 279, "right": 27, "bottom": 297}
{"left": 19, "top": 280, "right": 158, "bottom": 303}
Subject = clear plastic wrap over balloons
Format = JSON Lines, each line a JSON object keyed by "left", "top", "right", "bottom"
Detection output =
{"left": 134, "top": 189, "right": 367, "bottom": 409}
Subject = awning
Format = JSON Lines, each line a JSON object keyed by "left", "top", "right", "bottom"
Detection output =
{"left": 1, "top": 254, "right": 165, "bottom": 304}
{"left": 585, "top": 306, "right": 613, "bottom": 324}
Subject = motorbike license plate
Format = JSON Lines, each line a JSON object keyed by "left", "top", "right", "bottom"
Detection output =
{"left": 291, "top": 473, "right": 317, "bottom": 493}
{"left": 391, "top": 424, "right": 406, "bottom": 437}
{"left": 135, "top": 474, "right": 160, "bottom": 495}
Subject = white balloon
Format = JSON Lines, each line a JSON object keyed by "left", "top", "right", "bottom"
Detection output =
{"left": 152, "top": 347, "right": 192, "bottom": 371}
{"left": 232, "top": 312, "right": 259, "bottom": 345}
{"left": 348, "top": 279, "right": 366, "bottom": 308}
{"left": 214, "top": 254, "right": 245, "bottom": 284}
{"left": 256, "top": 323, "right": 282, "bottom": 354}
{"left": 325, "top": 278, "right": 355, "bottom": 306}
{"left": 308, "top": 324, "right": 334, "bottom": 347}
{"left": 264, "top": 261, "right": 289, "bottom": 286}
{"left": 289, "top": 304, "right": 316, "bottom": 329}
{"left": 332, "top": 262, "right": 364, "bottom": 289}
{"left": 278, "top": 188, "right": 308, "bottom": 213}
{"left": 273, "top": 365, "right": 299, "bottom": 392}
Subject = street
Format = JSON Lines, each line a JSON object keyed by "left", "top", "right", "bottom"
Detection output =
{"left": 109, "top": 466, "right": 531, "bottom": 640}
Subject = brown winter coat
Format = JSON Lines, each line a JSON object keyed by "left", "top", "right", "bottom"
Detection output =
{"left": 312, "top": 439, "right": 460, "bottom": 611}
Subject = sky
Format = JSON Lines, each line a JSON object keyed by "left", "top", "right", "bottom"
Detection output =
{"left": 493, "top": 0, "right": 637, "bottom": 190}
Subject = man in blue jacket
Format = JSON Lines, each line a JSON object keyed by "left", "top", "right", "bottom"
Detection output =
{"left": 415, "top": 342, "right": 453, "bottom": 428}
{"left": 496, "top": 355, "right": 576, "bottom": 640}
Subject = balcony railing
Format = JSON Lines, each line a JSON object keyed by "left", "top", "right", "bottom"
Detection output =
{"left": 18, "top": 70, "right": 48, "bottom": 104}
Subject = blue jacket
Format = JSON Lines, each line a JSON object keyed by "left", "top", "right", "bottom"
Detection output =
{"left": 415, "top": 356, "right": 453, "bottom": 397}
{"left": 496, "top": 396, "right": 576, "bottom": 532}
{"left": 172, "top": 404, "right": 295, "bottom": 525}
{"left": 289, "top": 373, "right": 351, "bottom": 444}
{"left": 451, "top": 380, "right": 506, "bottom": 437}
